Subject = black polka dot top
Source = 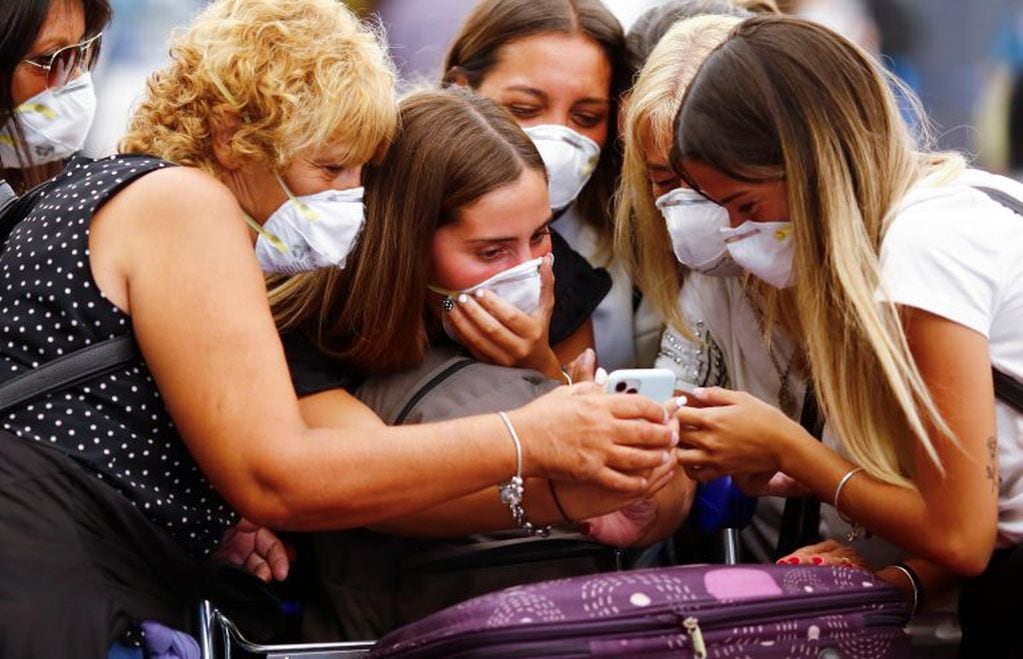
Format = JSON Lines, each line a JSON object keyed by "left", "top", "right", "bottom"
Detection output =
{"left": 0, "top": 155, "right": 237, "bottom": 557}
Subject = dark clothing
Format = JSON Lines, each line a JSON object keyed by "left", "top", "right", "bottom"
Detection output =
{"left": 0, "top": 429, "right": 200, "bottom": 658}
{"left": 958, "top": 545, "right": 1023, "bottom": 658}
{"left": 0, "top": 154, "right": 235, "bottom": 557}
{"left": 282, "top": 332, "right": 364, "bottom": 397}
{"left": 549, "top": 229, "right": 611, "bottom": 345}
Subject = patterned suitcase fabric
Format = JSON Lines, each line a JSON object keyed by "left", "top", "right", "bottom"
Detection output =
{"left": 370, "top": 564, "right": 910, "bottom": 658}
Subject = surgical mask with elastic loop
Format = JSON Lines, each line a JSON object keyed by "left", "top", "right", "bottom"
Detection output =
{"left": 656, "top": 187, "right": 743, "bottom": 277}
{"left": 246, "top": 174, "right": 366, "bottom": 275}
{"left": 523, "top": 125, "right": 601, "bottom": 212}
{"left": 429, "top": 256, "right": 546, "bottom": 345}
{"left": 0, "top": 73, "right": 97, "bottom": 168}
{"left": 720, "top": 220, "right": 796, "bottom": 289}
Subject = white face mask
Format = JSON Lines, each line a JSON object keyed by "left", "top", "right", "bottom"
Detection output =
{"left": 720, "top": 220, "right": 795, "bottom": 289}
{"left": 250, "top": 176, "right": 366, "bottom": 275}
{"left": 430, "top": 256, "right": 546, "bottom": 344}
{"left": 656, "top": 188, "right": 743, "bottom": 277}
{"left": 523, "top": 124, "right": 601, "bottom": 211}
{"left": 0, "top": 73, "right": 97, "bottom": 168}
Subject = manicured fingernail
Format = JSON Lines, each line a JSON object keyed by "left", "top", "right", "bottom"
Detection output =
{"left": 787, "top": 557, "right": 801, "bottom": 564}
{"left": 594, "top": 367, "right": 608, "bottom": 385}
{"left": 547, "top": 252, "right": 555, "bottom": 266}
{"left": 474, "top": 289, "right": 486, "bottom": 299}
{"left": 811, "top": 556, "right": 823, "bottom": 565}
{"left": 457, "top": 293, "right": 469, "bottom": 304}
{"left": 662, "top": 451, "right": 671, "bottom": 464}
{"left": 676, "top": 396, "right": 687, "bottom": 409}
{"left": 776, "top": 559, "right": 786, "bottom": 565}
{"left": 671, "top": 429, "right": 679, "bottom": 447}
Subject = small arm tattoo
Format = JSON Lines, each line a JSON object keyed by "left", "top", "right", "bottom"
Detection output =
{"left": 986, "top": 436, "right": 999, "bottom": 493}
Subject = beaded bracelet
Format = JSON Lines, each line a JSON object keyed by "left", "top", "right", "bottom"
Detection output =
{"left": 548, "top": 480, "right": 574, "bottom": 523}
{"left": 497, "top": 411, "right": 551, "bottom": 537}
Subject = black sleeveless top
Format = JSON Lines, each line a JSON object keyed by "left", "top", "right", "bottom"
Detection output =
{"left": 0, "top": 155, "right": 236, "bottom": 557}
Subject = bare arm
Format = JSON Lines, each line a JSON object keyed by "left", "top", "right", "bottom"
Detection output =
{"left": 90, "top": 168, "right": 675, "bottom": 532}
{"left": 674, "top": 308, "right": 999, "bottom": 575}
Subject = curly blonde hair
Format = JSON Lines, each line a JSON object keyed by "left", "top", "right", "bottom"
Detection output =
{"left": 120, "top": 0, "right": 397, "bottom": 173}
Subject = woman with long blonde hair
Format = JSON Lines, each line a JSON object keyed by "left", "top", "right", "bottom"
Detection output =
{"left": 668, "top": 15, "right": 1023, "bottom": 653}
{"left": 618, "top": 8, "right": 856, "bottom": 568}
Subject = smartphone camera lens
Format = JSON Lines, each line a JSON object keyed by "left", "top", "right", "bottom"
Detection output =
{"left": 615, "top": 382, "right": 627, "bottom": 393}
{"left": 627, "top": 387, "right": 639, "bottom": 394}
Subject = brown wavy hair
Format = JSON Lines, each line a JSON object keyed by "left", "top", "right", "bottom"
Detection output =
{"left": 442, "top": 0, "right": 626, "bottom": 259}
{"left": 269, "top": 87, "right": 547, "bottom": 373}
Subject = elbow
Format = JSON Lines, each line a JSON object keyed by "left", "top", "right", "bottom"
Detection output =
{"left": 218, "top": 456, "right": 317, "bottom": 530}
{"left": 930, "top": 533, "right": 995, "bottom": 577}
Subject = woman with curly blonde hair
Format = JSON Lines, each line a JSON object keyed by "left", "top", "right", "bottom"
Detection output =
{"left": 0, "top": 0, "right": 674, "bottom": 654}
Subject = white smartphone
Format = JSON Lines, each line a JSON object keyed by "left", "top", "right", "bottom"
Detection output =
{"left": 605, "top": 368, "right": 676, "bottom": 402}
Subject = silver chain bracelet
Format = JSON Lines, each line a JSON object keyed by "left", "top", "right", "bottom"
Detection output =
{"left": 497, "top": 411, "right": 551, "bottom": 537}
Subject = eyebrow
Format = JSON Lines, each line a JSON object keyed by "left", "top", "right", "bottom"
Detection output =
{"left": 715, "top": 191, "right": 747, "bottom": 206}
{"left": 503, "top": 85, "right": 608, "bottom": 106}
{"left": 31, "top": 29, "right": 87, "bottom": 57}
{"left": 465, "top": 217, "right": 553, "bottom": 245}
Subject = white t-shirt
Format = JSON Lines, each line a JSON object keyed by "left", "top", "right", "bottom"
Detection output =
{"left": 555, "top": 205, "right": 661, "bottom": 370}
{"left": 881, "top": 168, "right": 1023, "bottom": 547}
{"left": 657, "top": 274, "right": 907, "bottom": 566}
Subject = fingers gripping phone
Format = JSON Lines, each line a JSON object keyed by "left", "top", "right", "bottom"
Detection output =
{"left": 605, "top": 368, "right": 676, "bottom": 402}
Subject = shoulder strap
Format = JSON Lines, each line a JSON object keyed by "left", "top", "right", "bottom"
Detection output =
{"left": 0, "top": 175, "right": 62, "bottom": 246}
{"left": 776, "top": 384, "right": 824, "bottom": 558}
{"left": 0, "top": 335, "right": 139, "bottom": 416}
{"left": 394, "top": 357, "right": 474, "bottom": 425}
{"left": 971, "top": 186, "right": 1023, "bottom": 415}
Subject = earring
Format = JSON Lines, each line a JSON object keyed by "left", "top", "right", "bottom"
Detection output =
{"left": 441, "top": 297, "right": 455, "bottom": 313}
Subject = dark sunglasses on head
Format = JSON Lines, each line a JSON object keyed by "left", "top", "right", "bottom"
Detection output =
{"left": 21, "top": 32, "right": 103, "bottom": 90}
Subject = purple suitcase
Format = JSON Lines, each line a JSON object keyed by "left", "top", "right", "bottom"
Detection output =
{"left": 369, "top": 564, "right": 910, "bottom": 658}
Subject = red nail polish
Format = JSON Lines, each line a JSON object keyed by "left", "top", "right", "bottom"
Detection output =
{"left": 787, "top": 557, "right": 801, "bottom": 565}
{"left": 775, "top": 559, "right": 786, "bottom": 565}
{"left": 811, "top": 556, "right": 823, "bottom": 565}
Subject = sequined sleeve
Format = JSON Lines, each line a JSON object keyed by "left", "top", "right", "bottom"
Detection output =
{"left": 654, "top": 320, "right": 729, "bottom": 390}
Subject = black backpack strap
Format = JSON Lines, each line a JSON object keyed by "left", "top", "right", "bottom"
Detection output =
{"left": 0, "top": 335, "right": 139, "bottom": 415}
{"left": 972, "top": 186, "right": 1023, "bottom": 415}
{"left": 775, "top": 384, "right": 824, "bottom": 559}
{"left": 394, "top": 358, "right": 474, "bottom": 425}
{"left": 0, "top": 175, "right": 62, "bottom": 246}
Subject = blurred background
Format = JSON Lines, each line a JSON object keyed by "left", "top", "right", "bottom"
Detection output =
{"left": 87, "top": 0, "right": 1023, "bottom": 177}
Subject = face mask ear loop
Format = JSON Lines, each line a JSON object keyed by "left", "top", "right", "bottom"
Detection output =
{"left": 426, "top": 284, "right": 459, "bottom": 298}
{"left": 274, "top": 172, "right": 320, "bottom": 221}
{"left": 241, "top": 212, "right": 288, "bottom": 254}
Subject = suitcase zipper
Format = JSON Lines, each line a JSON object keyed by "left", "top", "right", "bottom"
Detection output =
{"left": 682, "top": 617, "right": 706, "bottom": 659}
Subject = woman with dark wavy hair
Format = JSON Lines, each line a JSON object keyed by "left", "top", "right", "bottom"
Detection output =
{"left": 0, "top": 0, "right": 110, "bottom": 193}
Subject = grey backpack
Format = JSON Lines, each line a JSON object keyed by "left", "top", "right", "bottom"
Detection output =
{"left": 302, "top": 345, "right": 620, "bottom": 642}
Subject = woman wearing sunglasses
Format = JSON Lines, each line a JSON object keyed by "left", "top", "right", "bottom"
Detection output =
{"left": 1, "top": 0, "right": 108, "bottom": 194}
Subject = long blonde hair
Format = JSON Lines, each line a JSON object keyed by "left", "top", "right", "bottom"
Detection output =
{"left": 120, "top": 0, "right": 397, "bottom": 175}
{"left": 674, "top": 16, "right": 965, "bottom": 485}
{"left": 615, "top": 15, "right": 745, "bottom": 335}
